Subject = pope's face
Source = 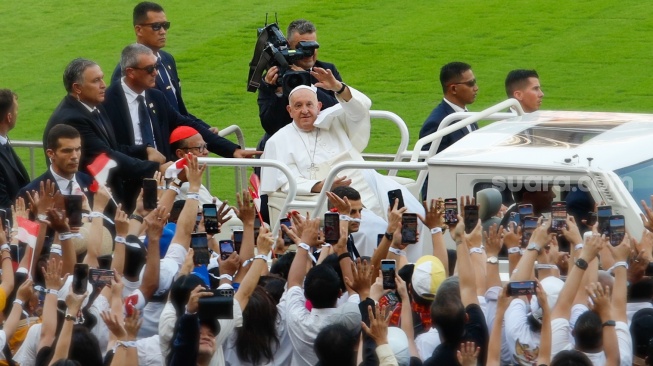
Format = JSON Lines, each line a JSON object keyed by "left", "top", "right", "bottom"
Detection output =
{"left": 287, "top": 89, "right": 321, "bottom": 131}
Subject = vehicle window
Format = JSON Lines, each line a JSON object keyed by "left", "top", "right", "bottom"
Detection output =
{"left": 614, "top": 158, "right": 653, "bottom": 206}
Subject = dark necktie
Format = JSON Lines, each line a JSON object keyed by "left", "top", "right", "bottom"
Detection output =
{"left": 92, "top": 109, "right": 109, "bottom": 139}
{"left": 346, "top": 234, "right": 360, "bottom": 260}
{"left": 67, "top": 180, "right": 74, "bottom": 195}
{"left": 157, "top": 57, "right": 179, "bottom": 110}
{"left": 136, "top": 95, "right": 155, "bottom": 148}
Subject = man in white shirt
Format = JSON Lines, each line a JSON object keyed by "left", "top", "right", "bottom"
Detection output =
{"left": 260, "top": 71, "right": 423, "bottom": 258}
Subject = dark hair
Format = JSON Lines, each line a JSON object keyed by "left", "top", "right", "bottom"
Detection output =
{"left": 51, "top": 360, "right": 82, "bottom": 366}
{"left": 0, "top": 89, "right": 16, "bottom": 119}
{"left": 328, "top": 186, "right": 361, "bottom": 210}
{"left": 63, "top": 58, "right": 98, "bottom": 94}
{"left": 304, "top": 264, "right": 340, "bottom": 308}
{"left": 287, "top": 19, "right": 316, "bottom": 41}
{"left": 47, "top": 124, "right": 80, "bottom": 150}
{"left": 320, "top": 254, "right": 346, "bottom": 292}
{"left": 270, "top": 251, "right": 295, "bottom": 279}
{"left": 258, "top": 275, "right": 287, "bottom": 304}
{"left": 133, "top": 1, "right": 164, "bottom": 26}
{"left": 170, "top": 138, "right": 188, "bottom": 159}
{"left": 573, "top": 310, "right": 602, "bottom": 351}
{"left": 550, "top": 350, "right": 593, "bottom": 366}
{"left": 234, "top": 286, "right": 279, "bottom": 364}
{"left": 430, "top": 276, "right": 465, "bottom": 343}
{"left": 314, "top": 323, "right": 357, "bottom": 366}
{"left": 68, "top": 325, "right": 102, "bottom": 366}
{"left": 628, "top": 278, "right": 653, "bottom": 302}
{"left": 440, "top": 61, "right": 471, "bottom": 93}
{"left": 505, "top": 69, "right": 539, "bottom": 97}
{"left": 169, "top": 274, "right": 206, "bottom": 317}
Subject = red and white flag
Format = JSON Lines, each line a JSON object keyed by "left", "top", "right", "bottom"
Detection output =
{"left": 16, "top": 217, "right": 39, "bottom": 249}
{"left": 87, "top": 153, "right": 117, "bottom": 186}
{"left": 248, "top": 173, "right": 265, "bottom": 223}
{"left": 164, "top": 157, "right": 188, "bottom": 179}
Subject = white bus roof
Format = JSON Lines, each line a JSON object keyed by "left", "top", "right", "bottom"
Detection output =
{"left": 429, "top": 111, "right": 653, "bottom": 171}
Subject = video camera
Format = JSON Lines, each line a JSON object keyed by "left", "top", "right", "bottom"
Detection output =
{"left": 247, "top": 20, "right": 319, "bottom": 96}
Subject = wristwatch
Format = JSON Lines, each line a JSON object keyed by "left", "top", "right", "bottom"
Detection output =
{"left": 602, "top": 320, "right": 616, "bottom": 327}
{"left": 384, "top": 232, "right": 393, "bottom": 241}
{"left": 486, "top": 256, "right": 498, "bottom": 264}
{"left": 575, "top": 258, "right": 589, "bottom": 270}
{"left": 172, "top": 178, "right": 182, "bottom": 187}
{"left": 526, "top": 243, "right": 542, "bottom": 253}
{"left": 336, "top": 82, "right": 347, "bottom": 94}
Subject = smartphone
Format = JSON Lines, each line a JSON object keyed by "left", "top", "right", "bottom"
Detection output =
{"left": 508, "top": 212, "right": 521, "bottom": 228}
{"left": 219, "top": 240, "right": 235, "bottom": 261}
{"left": 377, "top": 234, "right": 384, "bottom": 247}
{"left": 521, "top": 217, "right": 539, "bottom": 247}
{"left": 280, "top": 218, "right": 293, "bottom": 246}
{"left": 518, "top": 204, "right": 534, "bottom": 224}
{"left": 89, "top": 269, "right": 114, "bottom": 287}
{"left": 444, "top": 198, "right": 458, "bottom": 225}
{"left": 64, "top": 195, "right": 83, "bottom": 228}
{"left": 381, "top": 259, "right": 396, "bottom": 290}
{"left": 324, "top": 212, "right": 340, "bottom": 244}
{"left": 0, "top": 209, "right": 8, "bottom": 234}
{"left": 198, "top": 288, "right": 234, "bottom": 319}
{"left": 233, "top": 230, "right": 243, "bottom": 253}
{"left": 254, "top": 217, "right": 261, "bottom": 245}
{"left": 463, "top": 205, "right": 478, "bottom": 234}
{"left": 142, "top": 178, "right": 157, "bottom": 211}
{"left": 203, "top": 204, "right": 219, "bottom": 234}
{"left": 609, "top": 215, "right": 625, "bottom": 247}
{"left": 194, "top": 212, "right": 202, "bottom": 232}
{"left": 598, "top": 205, "right": 612, "bottom": 235}
{"left": 507, "top": 281, "right": 536, "bottom": 296}
{"left": 387, "top": 189, "right": 405, "bottom": 210}
{"left": 72, "top": 263, "right": 89, "bottom": 295}
{"left": 401, "top": 213, "right": 418, "bottom": 244}
{"left": 191, "top": 232, "right": 210, "bottom": 265}
{"left": 550, "top": 201, "right": 567, "bottom": 232}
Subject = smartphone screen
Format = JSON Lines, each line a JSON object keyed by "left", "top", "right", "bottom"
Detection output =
{"left": 509, "top": 212, "right": 521, "bottom": 228}
{"left": 377, "top": 233, "right": 384, "bottom": 247}
{"left": 518, "top": 204, "right": 534, "bottom": 225}
{"left": 142, "top": 178, "right": 157, "bottom": 210}
{"left": 401, "top": 213, "right": 418, "bottom": 244}
{"left": 280, "top": 218, "right": 293, "bottom": 245}
{"left": 598, "top": 205, "right": 612, "bottom": 235}
{"left": 381, "top": 260, "right": 396, "bottom": 290}
{"left": 521, "top": 217, "right": 539, "bottom": 247}
{"left": 463, "top": 205, "right": 478, "bottom": 234}
{"left": 609, "top": 215, "right": 625, "bottom": 246}
{"left": 444, "top": 198, "right": 458, "bottom": 225}
{"left": 191, "top": 232, "right": 210, "bottom": 265}
{"left": 219, "top": 240, "right": 235, "bottom": 261}
{"left": 233, "top": 230, "right": 243, "bottom": 253}
{"left": 89, "top": 269, "right": 115, "bottom": 287}
{"left": 550, "top": 201, "right": 567, "bottom": 232}
{"left": 324, "top": 212, "right": 340, "bottom": 244}
{"left": 203, "top": 204, "right": 219, "bottom": 234}
{"left": 507, "top": 281, "right": 536, "bottom": 296}
{"left": 387, "top": 189, "right": 405, "bottom": 210}
{"left": 64, "top": 195, "right": 83, "bottom": 228}
{"left": 72, "top": 263, "right": 89, "bottom": 295}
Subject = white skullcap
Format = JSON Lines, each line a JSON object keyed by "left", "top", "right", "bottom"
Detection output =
{"left": 288, "top": 84, "right": 317, "bottom": 99}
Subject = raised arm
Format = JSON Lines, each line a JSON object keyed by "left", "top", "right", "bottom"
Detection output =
{"left": 4, "top": 279, "right": 34, "bottom": 342}
{"left": 234, "top": 226, "right": 273, "bottom": 310}
{"left": 38, "top": 258, "right": 64, "bottom": 351}
{"left": 510, "top": 217, "right": 551, "bottom": 282}
{"left": 486, "top": 286, "right": 511, "bottom": 366}
{"left": 0, "top": 223, "right": 13, "bottom": 297}
{"left": 233, "top": 191, "right": 256, "bottom": 283}
{"left": 138, "top": 207, "right": 167, "bottom": 301}
{"left": 418, "top": 199, "right": 448, "bottom": 274}
{"left": 48, "top": 288, "right": 88, "bottom": 366}
{"left": 170, "top": 155, "right": 204, "bottom": 250}
{"left": 452, "top": 214, "right": 478, "bottom": 306}
{"left": 587, "top": 282, "right": 619, "bottom": 366}
{"left": 83, "top": 187, "right": 111, "bottom": 268}
{"left": 286, "top": 217, "right": 322, "bottom": 288}
{"left": 110, "top": 206, "right": 129, "bottom": 276}
{"left": 607, "top": 234, "right": 631, "bottom": 323}
{"left": 484, "top": 224, "right": 503, "bottom": 290}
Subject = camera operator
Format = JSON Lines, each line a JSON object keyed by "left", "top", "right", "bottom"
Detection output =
{"left": 257, "top": 19, "right": 343, "bottom": 150}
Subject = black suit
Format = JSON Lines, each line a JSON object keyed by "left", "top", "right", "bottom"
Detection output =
{"left": 0, "top": 141, "right": 29, "bottom": 210}
{"left": 43, "top": 95, "right": 160, "bottom": 209}
{"left": 419, "top": 100, "right": 478, "bottom": 153}
{"left": 18, "top": 170, "right": 94, "bottom": 205}
{"left": 111, "top": 52, "right": 239, "bottom": 158}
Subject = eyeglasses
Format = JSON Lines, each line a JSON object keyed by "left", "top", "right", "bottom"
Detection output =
{"left": 130, "top": 63, "right": 159, "bottom": 74}
{"left": 139, "top": 22, "right": 171, "bottom": 31}
{"left": 450, "top": 79, "right": 477, "bottom": 87}
{"left": 182, "top": 144, "right": 208, "bottom": 153}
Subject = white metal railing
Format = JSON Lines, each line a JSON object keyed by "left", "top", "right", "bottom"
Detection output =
{"left": 198, "top": 157, "right": 296, "bottom": 236}
{"left": 369, "top": 110, "right": 410, "bottom": 176}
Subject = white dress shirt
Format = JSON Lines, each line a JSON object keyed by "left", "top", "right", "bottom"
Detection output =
{"left": 120, "top": 78, "right": 154, "bottom": 146}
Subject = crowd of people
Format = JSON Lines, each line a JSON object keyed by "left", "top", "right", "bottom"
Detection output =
{"left": 0, "top": 1, "right": 649, "bottom": 366}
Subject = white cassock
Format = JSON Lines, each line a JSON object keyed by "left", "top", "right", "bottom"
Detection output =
{"left": 260, "top": 86, "right": 425, "bottom": 260}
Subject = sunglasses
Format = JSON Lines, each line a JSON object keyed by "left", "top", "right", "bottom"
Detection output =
{"left": 131, "top": 63, "right": 159, "bottom": 74}
{"left": 450, "top": 79, "right": 477, "bottom": 88}
{"left": 140, "top": 21, "right": 171, "bottom": 31}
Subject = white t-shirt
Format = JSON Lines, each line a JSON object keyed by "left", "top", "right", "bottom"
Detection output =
{"left": 14, "top": 324, "right": 39, "bottom": 366}
{"left": 551, "top": 317, "right": 633, "bottom": 366}
{"left": 505, "top": 298, "right": 541, "bottom": 365}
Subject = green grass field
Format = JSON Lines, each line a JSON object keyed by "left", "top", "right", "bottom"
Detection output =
{"left": 2, "top": 0, "right": 652, "bottom": 200}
